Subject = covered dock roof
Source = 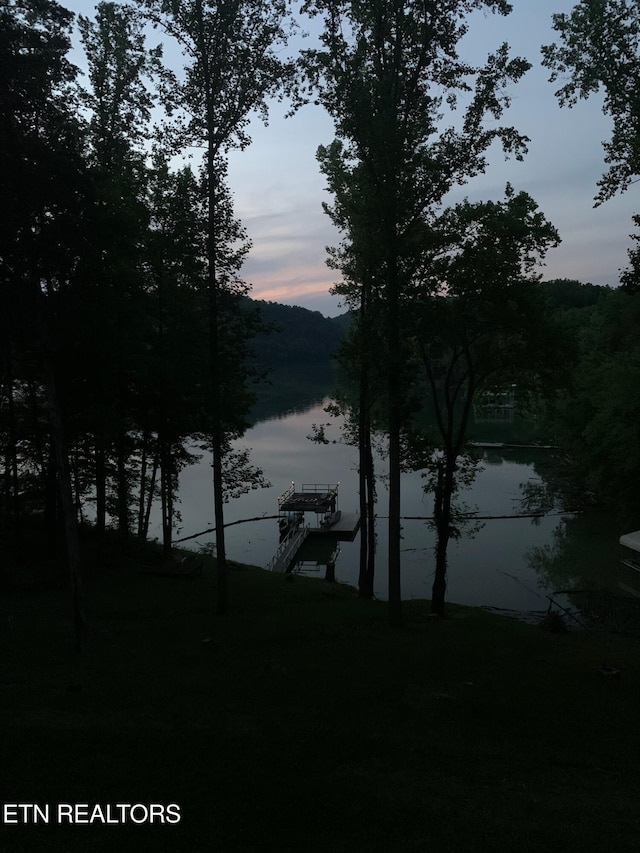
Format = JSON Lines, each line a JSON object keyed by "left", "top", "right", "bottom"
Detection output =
{"left": 278, "top": 482, "right": 339, "bottom": 515}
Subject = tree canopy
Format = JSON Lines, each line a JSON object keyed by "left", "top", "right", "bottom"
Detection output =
{"left": 542, "top": 0, "right": 640, "bottom": 203}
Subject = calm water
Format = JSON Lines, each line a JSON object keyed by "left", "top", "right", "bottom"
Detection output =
{"left": 165, "top": 396, "right": 638, "bottom": 616}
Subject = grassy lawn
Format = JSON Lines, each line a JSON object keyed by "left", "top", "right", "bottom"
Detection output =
{"left": 2, "top": 544, "right": 640, "bottom": 852}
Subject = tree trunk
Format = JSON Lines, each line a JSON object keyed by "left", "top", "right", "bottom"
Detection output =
{"left": 4, "top": 351, "right": 22, "bottom": 551}
{"left": 357, "top": 335, "right": 370, "bottom": 597}
{"left": 210, "top": 320, "right": 228, "bottom": 614}
{"left": 366, "top": 435, "right": 376, "bottom": 596}
{"left": 431, "top": 523, "right": 449, "bottom": 616}
{"left": 141, "top": 439, "right": 159, "bottom": 541}
{"left": 72, "top": 443, "right": 84, "bottom": 526}
{"left": 36, "top": 283, "right": 86, "bottom": 651}
{"left": 358, "top": 400, "right": 376, "bottom": 600}
{"left": 431, "top": 458, "right": 455, "bottom": 616}
{"left": 137, "top": 430, "right": 149, "bottom": 538}
{"left": 386, "top": 242, "right": 402, "bottom": 626}
{"left": 358, "top": 443, "right": 368, "bottom": 595}
{"left": 206, "top": 135, "right": 228, "bottom": 615}
{"left": 44, "top": 370, "right": 86, "bottom": 650}
{"left": 26, "top": 376, "right": 47, "bottom": 484}
{"left": 357, "top": 285, "right": 376, "bottom": 599}
{"left": 44, "top": 436, "right": 58, "bottom": 556}
{"left": 94, "top": 433, "right": 106, "bottom": 552}
{"left": 388, "top": 423, "right": 402, "bottom": 625}
{"left": 160, "top": 432, "right": 173, "bottom": 558}
{"left": 116, "top": 429, "right": 129, "bottom": 542}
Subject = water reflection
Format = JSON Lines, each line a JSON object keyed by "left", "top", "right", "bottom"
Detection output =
{"left": 247, "top": 362, "right": 341, "bottom": 425}
{"left": 168, "top": 379, "right": 629, "bottom": 616}
{"left": 525, "top": 512, "right": 640, "bottom": 632}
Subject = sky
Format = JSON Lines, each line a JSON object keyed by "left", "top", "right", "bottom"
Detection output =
{"left": 62, "top": 0, "right": 638, "bottom": 316}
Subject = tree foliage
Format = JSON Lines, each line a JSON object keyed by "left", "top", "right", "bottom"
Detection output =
{"left": 542, "top": 0, "right": 640, "bottom": 203}
{"left": 544, "top": 286, "right": 640, "bottom": 525}
{"left": 414, "top": 188, "right": 560, "bottom": 447}
{"left": 138, "top": 0, "right": 294, "bottom": 154}
{"left": 620, "top": 214, "right": 640, "bottom": 292}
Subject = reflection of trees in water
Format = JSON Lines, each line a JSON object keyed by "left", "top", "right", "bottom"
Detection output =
{"left": 249, "top": 362, "right": 338, "bottom": 425}
{"left": 525, "top": 520, "right": 579, "bottom": 590}
{"left": 417, "top": 450, "right": 484, "bottom": 538}
{"left": 481, "top": 448, "right": 553, "bottom": 468}
{"left": 519, "top": 480, "right": 563, "bottom": 526}
{"left": 520, "top": 451, "right": 635, "bottom": 597}
{"left": 518, "top": 446, "right": 599, "bottom": 526}
{"left": 527, "top": 512, "right": 621, "bottom": 592}
{"left": 468, "top": 410, "right": 547, "bottom": 445}
{"left": 523, "top": 451, "right": 596, "bottom": 515}
{"left": 525, "top": 512, "right": 640, "bottom": 634}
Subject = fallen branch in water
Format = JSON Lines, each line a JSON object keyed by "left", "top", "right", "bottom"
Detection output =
{"left": 176, "top": 509, "right": 578, "bottom": 544}
{"left": 378, "top": 510, "right": 579, "bottom": 521}
{"left": 175, "top": 515, "right": 281, "bottom": 543}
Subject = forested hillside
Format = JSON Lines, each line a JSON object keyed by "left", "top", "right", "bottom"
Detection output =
{"left": 249, "top": 299, "right": 349, "bottom": 364}
{"left": 536, "top": 278, "right": 611, "bottom": 311}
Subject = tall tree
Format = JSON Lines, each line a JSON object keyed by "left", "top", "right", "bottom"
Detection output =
{"left": 410, "top": 186, "right": 560, "bottom": 615}
{"left": 143, "top": 154, "right": 208, "bottom": 555}
{"left": 137, "top": 0, "right": 293, "bottom": 612}
{"left": 317, "top": 141, "right": 384, "bottom": 598}
{"left": 301, "top": 0, "right": 530, "bottom": 624}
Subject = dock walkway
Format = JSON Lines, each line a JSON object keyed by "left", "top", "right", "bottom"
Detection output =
{"left": 267, "top": 524, "right": 310, "bottom": 573}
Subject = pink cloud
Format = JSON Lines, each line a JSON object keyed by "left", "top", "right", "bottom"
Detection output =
{"left": 248, "top": 263, "right": 337, "bottom": 303}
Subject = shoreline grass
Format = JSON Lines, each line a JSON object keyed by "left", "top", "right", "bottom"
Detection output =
{"left": 3, "top": 543, "right": 640, "bottom": 851}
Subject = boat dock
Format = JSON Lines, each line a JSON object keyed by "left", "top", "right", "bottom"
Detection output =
{"left": 267, "top": 482, "right": 360, "bottom": 573}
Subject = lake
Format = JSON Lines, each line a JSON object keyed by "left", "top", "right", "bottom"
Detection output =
{"left": 163, "top": 382, "right": 639, "bottom": 620}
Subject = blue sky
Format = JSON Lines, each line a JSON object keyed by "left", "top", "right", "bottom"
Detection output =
{"left": 64, "top": 1, "right": 638, "bottom": 316}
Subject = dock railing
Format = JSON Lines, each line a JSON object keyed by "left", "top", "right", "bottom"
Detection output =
{"left": 301, "top": 483, "right": 339, "bottom": 495}
{"left": 277, "top": 481, "right": 296, "bottom": 509}
{"left": 267, "top": 523, "right": 310, "bottom": 573}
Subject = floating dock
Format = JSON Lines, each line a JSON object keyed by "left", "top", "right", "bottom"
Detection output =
{"left": 307, "top": 512, "right": 361, "bottom": 540}
{"left": 267, "top": 482, "right": 360, "bottom": 573}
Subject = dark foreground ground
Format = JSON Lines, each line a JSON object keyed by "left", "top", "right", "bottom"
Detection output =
{"left": 2, "top": 545, "right": 640, "bottom": 852}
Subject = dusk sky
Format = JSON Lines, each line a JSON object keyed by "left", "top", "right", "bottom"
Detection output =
{"left": 65, "top": 1, "right": 637, "bottom": 316}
